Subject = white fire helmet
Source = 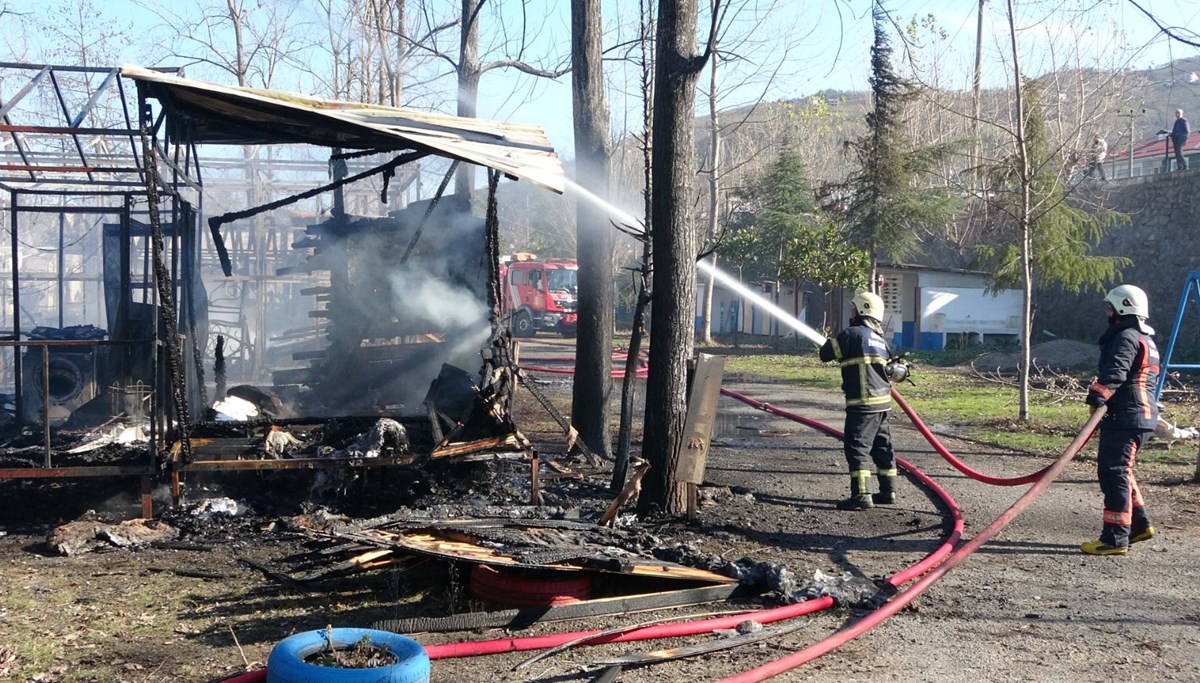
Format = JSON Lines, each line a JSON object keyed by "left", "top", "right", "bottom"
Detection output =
{"left": 851, "top": 291, "right": 885, "bottom": 321}
{"left": 1105, "top": 284, "right": 1149, "bottom": 318}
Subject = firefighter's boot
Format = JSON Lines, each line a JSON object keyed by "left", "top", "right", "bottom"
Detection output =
{"left": 873, "top": 471, "right": 897, "bottom": 505}
{"left": 1080, "top": 539, "right": 1128, "bottom": 556}
{"left": 837, "top": 472, "right": 874, "bottom": 511}
{"left": 1129, "top": 526, "right": 1156, "bottom": 544}
{"left": 1130, "top": 507, "right": 1154, "bottom": 544}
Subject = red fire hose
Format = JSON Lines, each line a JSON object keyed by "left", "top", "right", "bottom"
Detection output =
{"left": 717, "top": 406, "right": 1107, "bottom": 683}
{"left": 889, "top": 388, "right": 1071, "bottom": 486}
{"left": 722, "top": 385, "right": 1088, "bottom": 487}
{"left": 422, "top": 598, "right": 834, "bottom": 659}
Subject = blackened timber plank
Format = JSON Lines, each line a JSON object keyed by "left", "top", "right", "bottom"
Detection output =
{"left": 372, "top": 583, "right": 740, "bottom": 633}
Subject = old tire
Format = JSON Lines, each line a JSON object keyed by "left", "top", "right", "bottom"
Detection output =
{"left": 266, "top": 628, "right": 430, "bottom": 683}
{"left": 469, "top": 564, "right": 591, "bottom": 607}
{"left": 512, "top": 311, "right": 535, "bottom": 338}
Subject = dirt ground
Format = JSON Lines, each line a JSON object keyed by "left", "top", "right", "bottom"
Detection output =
{"left": 1, "top": 339, "right": 1199, "bottom": 683}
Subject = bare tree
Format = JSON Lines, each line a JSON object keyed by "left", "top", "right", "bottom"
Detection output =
{"left": 1004, "top": 0, "right": 1034, "bottom": 420}
{"left": 698, "top": 14, "right": 721, "bottom": 346}
{"left": 637, "top": 0, "right": 721, "bottom": 517}
{"left": 696, "top": 0, "right": 801, "bottom": 344}
{"left": 613, "top": 0, "right": 655, "bottom": 492}
{"left": 440, "top": 0, "right": 569, "bottom": 208}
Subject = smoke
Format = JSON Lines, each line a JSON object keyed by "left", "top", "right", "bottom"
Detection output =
{"left": 287, "top": 200, "right": 493, "bottom": 413}
{"left": 387, "top": 269, "right": 489, "bottom": 333}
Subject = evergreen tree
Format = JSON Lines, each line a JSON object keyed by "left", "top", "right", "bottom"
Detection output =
{"left": 720, "top": 145, "right": 868, "bottom": 330}
{"left": 975, "top": 81, "right": 1128, "bottom": 295}
{"left": 833, "top": 1, "right": 960, "bottom": 287}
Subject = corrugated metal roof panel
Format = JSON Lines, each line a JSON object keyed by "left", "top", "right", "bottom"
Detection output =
{"left": 120, "top": 64, "right": 564, "bottom": 194}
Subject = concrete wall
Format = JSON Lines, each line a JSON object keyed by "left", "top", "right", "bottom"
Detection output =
{"left": 1037, "top": 172, "right": 1200, "bottom": 355}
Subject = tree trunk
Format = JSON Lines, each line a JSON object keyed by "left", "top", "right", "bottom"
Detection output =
{"left": 614, "top": 1, "right": 655, "bottom": 492}
{"left": 455, "top": 0, "right": 482, "bottom": 209}
{"left": 1006, "top": 0, "right": 1032, "bottom": 421}
{"left": 699, "top": 36, "right": 720, "bottom": 346}
{"left": 637, "top": 0, "right": 705, "bottom": 517}
{"left": 571, "top": 0, "right": 615, "bottom": 462}
{"left": 614, "top": 273, "right": 650, "bottom": 491}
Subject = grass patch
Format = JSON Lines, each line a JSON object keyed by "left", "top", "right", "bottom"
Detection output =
{"left": 723, "top": 345, "right": 1200, "bottom": 459}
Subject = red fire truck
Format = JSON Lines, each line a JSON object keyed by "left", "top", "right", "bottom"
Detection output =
{"left": 500, "top": 253, "right": 579, "bottom": 338}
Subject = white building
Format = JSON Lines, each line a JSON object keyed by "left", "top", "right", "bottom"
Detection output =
{"left": 700, "top": 263, "right": 1023, "bottom": 350}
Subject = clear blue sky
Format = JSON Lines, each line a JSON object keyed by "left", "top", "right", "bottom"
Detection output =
{"left": 473, "top": 0, "right": 1200, "bottom": 154}
{"left": 7, "top": 0, "right": 1199, "bottom": 157}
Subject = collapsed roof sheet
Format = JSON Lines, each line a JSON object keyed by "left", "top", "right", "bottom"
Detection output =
{"left": 120, "top": 64, "right": 565, "bottom": 194}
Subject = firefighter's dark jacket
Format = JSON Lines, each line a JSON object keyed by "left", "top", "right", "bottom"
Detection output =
{"left": 1085, "top": 316, "right": 1160, "bottom": 431}
{"left": 819, "top": 320, "right": 892, "bottom": 412}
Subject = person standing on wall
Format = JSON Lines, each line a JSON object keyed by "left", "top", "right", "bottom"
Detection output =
{"left": 1087, "top": 134, "right": 1107, "bottom": 181}
{"left": 1082, "top": 284, "right": 1160, "bottom": 556}
{"left": 1170, "top": 109, "right": 1189, "bottom": 171}
{"left": 819, "top": 291, "right": 900, "bottom": 511}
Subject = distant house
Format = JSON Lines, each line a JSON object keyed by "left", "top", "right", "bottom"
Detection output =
{"left": 697, "top": 263, "right": 1023, "bottom": 351}
{"left": 1102, "top": 133, "right": 1200, "bottom": 179}
{"left": 700, "top": 278, "right": 809, "bottom": 338}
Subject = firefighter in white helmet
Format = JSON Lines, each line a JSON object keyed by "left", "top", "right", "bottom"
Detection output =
{"left": 819, "top": 291, "right": 900, "bottom": 510}
{"left": 1081, "top": 284, "right": 1160, "bottom": 555}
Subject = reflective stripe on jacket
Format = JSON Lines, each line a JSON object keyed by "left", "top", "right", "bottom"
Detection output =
{"left": 819, "top": 323, "right": 892, "bottom": 412}
{"left": 1086, "top": 318, "right": 1160, "bottom": 431}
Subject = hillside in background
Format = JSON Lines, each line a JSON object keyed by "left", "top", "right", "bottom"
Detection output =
{"left": 496, "top": 55, "right": 1200, "bottom": 274}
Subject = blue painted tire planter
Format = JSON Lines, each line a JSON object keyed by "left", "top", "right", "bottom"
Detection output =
{"left": 266, "top": 628, "right": 430, "bottom": 683}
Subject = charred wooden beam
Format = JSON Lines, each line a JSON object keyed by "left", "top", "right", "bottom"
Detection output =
{"left": 373, "top": 584, "right": 739, "bottom": 633}
{"left": 176, "top": 455, "right": 416, "bottom": 471}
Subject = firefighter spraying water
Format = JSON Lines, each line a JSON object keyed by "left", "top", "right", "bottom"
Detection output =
{"left": 500, "top": 253, "right": 580, "bottom": 338}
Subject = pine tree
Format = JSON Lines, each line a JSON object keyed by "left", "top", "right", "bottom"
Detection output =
{"left": 975, "top": 81, "right": 1128, "bottom": 295}
{"left": 834, "top": 1, "right": 960, "bottom": 288}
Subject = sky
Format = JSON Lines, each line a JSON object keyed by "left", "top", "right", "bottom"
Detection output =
{"left": 470, "top": 0, "right": 1200, "bottom": 153}
{"left": 4, "top": 0, "right": 1200, "bottom": 157}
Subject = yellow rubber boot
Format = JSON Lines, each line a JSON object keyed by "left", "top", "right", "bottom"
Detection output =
{"left": 1129, "top": 526, "right": 1156, "bottom": 544}
{"left": 1080, "top": 540, "right": 1128, "bottom": 556}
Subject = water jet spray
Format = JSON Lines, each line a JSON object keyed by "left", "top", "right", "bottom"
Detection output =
{"left": 564, "top": 177, "right": 829, "bottom": 347}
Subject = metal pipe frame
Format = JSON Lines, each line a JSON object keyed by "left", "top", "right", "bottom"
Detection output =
{"left": 0, "top": 62, "right": 196, "bottom": 518}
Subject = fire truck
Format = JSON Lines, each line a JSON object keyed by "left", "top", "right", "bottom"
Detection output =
{"left": 500, "top": 253, "right": 579, "bottom": 338}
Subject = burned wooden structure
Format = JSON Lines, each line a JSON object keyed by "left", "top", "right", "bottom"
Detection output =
{"left": 0, "top": 61, "right": 566, "bottom": 517}
{"left": 0, "top": 62, "right": 206, "bottom": 517}
{"left": 114, "top": 66, "right": 566, "bottom": 506}
{"left": 286, "top": 515, "right": 741, "bottom": 634}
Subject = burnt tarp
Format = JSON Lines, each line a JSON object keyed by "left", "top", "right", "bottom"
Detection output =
{"left": 120, "top": 65, "right": 565, "bottom": 194}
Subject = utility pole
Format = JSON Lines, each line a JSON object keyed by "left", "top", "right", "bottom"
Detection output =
{"left": 1117, "top": 108, "right": 1143, "bottom": 179}
{"left": 971, "top": 0, "right": 986, "bottom": 193}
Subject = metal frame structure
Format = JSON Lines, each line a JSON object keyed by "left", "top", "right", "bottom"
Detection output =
{"left": 1155, "top": 270, "right": 1200, "bottom": 401}
{"left": 0, "top": 62, "right": 200, "bottom": 518}
{"left": 3, "top": 63, "right": 565, "bottom": 517}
